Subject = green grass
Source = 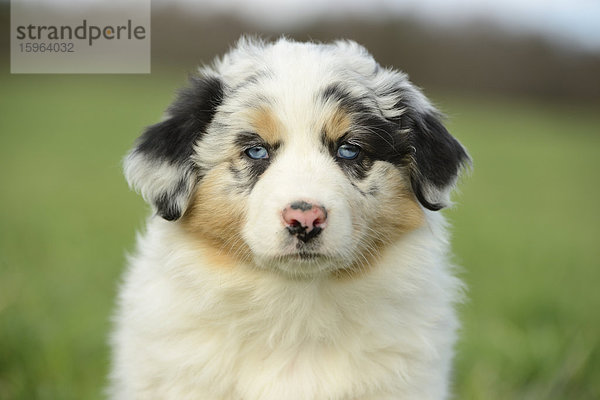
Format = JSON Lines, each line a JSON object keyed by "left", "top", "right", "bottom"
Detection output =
{"left": 441, "top": 95, "right": 600, "bottom": 399}
{"left": 0, "top": 72, "right": 599, "bottom": 400}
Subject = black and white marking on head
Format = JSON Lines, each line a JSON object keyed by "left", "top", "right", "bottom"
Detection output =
{"left": 124, "top": 75, "right": 224, "bottom": 220}
{"left": 319, "top": 80, "right": 470, "bottom": 210}
{"left": 124, "top": 38, "right": 470, "bottom": 224}
{"left": 404, "top": 109, "right": 470, "bottom": 210}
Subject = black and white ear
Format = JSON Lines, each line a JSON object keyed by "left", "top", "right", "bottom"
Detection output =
{"left": 406, "top": 108, "right": 471, "bottom": 211}
{"left": 123, "top": 75, "right": 224, "bottom": 220}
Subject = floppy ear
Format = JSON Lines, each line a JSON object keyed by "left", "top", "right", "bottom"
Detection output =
{"left": 124, "top": 75, "right": 224, "bottom": 220}
{"left": 405, "top": 109, "right": 471, "bottom": 211}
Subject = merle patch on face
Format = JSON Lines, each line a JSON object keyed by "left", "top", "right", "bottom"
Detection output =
{"left": 320, "top": 84, "right": 412, "bottom": 181}
{"left": 231, "top": 131, "right": 279, "bottom": 190}
{"left": 319, "top": 82, "right": 470, "bottom": 210}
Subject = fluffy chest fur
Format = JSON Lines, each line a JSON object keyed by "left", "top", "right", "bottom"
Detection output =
{"left": 112, "top": 217, "right": 460, "bottom": 400}
{"left": 109, "top": 37, "right": 470, "bottom": 400}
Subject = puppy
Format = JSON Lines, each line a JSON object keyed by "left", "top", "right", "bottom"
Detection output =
{"left": 109, "top": 37, "right": 470, "bottom": 400}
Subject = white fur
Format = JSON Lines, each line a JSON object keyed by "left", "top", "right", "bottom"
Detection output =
{"left": 110, "top": 37, "right": 466, "bottom": 400}
{"left": 123, "top": 152, "right": 196, "bottom": 216}
{"left": 110, "top": 214, "right": 462, "bottom": 400}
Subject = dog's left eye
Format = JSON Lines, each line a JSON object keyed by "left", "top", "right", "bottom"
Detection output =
{"left": 245, "top": 146, "right": 269, "bottom": 160}
{"left": 336, "top": 143, "right": 361, "bottom": 160}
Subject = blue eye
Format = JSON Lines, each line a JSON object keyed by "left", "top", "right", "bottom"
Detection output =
{"left": 245, "top": 146, "right": 269, "bottom": 160}
{"left": 336, "top": 143, "right": 360, "bottom": 160}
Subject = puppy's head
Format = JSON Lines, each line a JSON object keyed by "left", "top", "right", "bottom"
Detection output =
{"left": 125, "top": 38, "right": 470, "bottom": 278}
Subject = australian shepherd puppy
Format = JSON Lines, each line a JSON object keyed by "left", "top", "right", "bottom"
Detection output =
{"left": 109, "top": 37, "right": 470, "bottom": 400}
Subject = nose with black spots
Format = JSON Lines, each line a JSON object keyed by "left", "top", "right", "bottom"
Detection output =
{"left": 281, "top": 201, "right": 328, "bottom": 243}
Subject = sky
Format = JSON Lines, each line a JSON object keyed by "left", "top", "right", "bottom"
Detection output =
{"left": 15, "top": 0, "right": 600, "bottom": 52}
{"left": 177, "top": 0, "right": 600, "bottom": 51}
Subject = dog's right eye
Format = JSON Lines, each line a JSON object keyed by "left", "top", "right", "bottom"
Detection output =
{"left": 245, "top": 146, "right": 269, "bottom": 160}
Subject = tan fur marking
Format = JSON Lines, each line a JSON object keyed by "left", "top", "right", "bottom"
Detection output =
{"left": 334, "top": 168, "right": 424, "bottom": 279}
{"left": 323, "top": 108, "right": 352, "bottom": 143}
{"left": 181, "top": 165, "right": 251, "bottom": 267}
{"left": 246, "top": 107, "right": 284, "bottom": 145}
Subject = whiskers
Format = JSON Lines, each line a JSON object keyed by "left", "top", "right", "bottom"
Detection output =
{"left": 340, "top": 224, "right": 396, "bottom": 277}
{"left": 208, "top": 222, "right": 398, "bottom": 280}
{"left": 215, "top": 230, "right": 253, "bottom": 265}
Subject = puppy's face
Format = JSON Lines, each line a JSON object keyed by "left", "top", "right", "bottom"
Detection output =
{"left": 125, "top": 39, "right": 470, "bottom": 278}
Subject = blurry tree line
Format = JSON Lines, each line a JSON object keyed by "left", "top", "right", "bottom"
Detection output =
{"left": 2, "top": 2, "right": 599, "bottom": 102}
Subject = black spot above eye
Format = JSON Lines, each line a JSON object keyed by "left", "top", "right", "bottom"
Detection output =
{"left": 235, "top": 132, "right": 280, "bottom": 153}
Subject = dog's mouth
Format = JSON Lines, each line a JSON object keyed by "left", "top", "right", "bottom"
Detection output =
{"left": 258, "top": 251, "right": 337, "bottom": 278}
{"left": 280, "top": 251, "right": 327, "bottom": 261}
{"left": 251, "top": 235, "right": 346, "bottom": 275}
{"left": 252, "top": 247, "right": 351, "bottom": 278}
{"left": 269, "top": 250, "right": 331, "bottom": 263}
{"left": 259, "top": 250, "right": 335, "bottom": 268}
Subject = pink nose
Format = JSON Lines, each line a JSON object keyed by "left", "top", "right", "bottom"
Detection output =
{"left": 282, "top": 201, "right": 327, "bottom": 242}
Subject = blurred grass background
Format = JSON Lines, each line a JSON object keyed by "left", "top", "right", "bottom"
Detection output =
{"left": 1, "top": 1, "right": 600, "bottom": 399}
